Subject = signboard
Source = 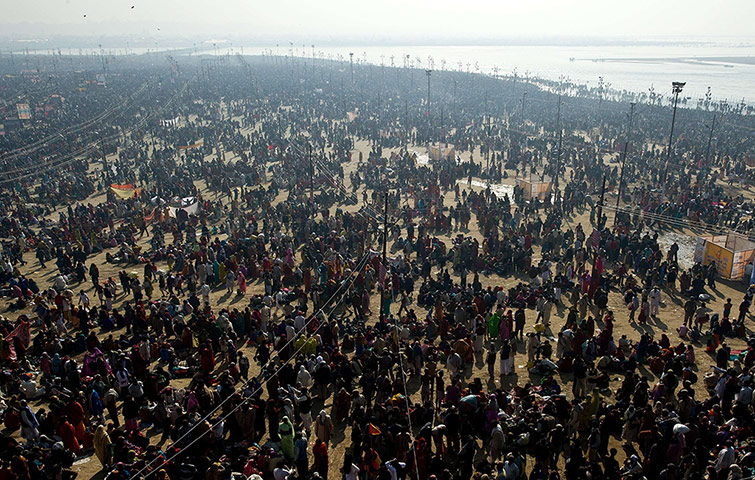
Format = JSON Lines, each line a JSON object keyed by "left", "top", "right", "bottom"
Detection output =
{"left": 160, "top": 116, "right": 180, "bottom": 127}
{"left": 703, "top": 242, "right": 734, "bottom": 278}
{"left": 693, "top": 237, "right": 707, "bottom": 264}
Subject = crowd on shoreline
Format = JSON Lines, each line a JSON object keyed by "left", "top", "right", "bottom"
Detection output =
{"left": 0, "top": 55, "right": 755, "bottom": 480}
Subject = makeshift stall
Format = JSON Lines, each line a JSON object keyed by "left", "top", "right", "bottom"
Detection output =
{"left": 428, "top": 144, "right": 456, "bottom": 162}
{"left": 516, "top": 175, "right": 552, "bottom": 201}
{"left": 693, "top": 233, "right": 755, "bottom": 280}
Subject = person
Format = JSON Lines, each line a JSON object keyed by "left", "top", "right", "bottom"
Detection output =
{"left": 649, "top": 286, "right": 661, "bottom": 318}
{"left": 279, "top": 416, "right": 295, "bottom": 461}
{"left": 313, "top": 439, "right": 329, "bottom": 479}
{"left": 514, "top": 307, "right": 526, "bottom": 340}
{"left": 93, "top": 424, "right": 112, "bottom": 469}
{"left": 314, "top": 409, "right": 334, "bottom": 444}
{"left": 486, "top": 342, "right": 496, "bottom": 378}
{"left": 19, "top": 400, "right": 39, "bottom": 446}
{"left": 294, "top": 431, "right": 309, "bottom": 476}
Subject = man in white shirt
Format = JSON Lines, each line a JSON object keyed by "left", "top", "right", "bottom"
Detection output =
{"left": 649, "top": 286, "right": 661, "bottom": 318}
{"left": 294, "top": 312, "right": 306, "bottom": 331}
{"left": 201, "top": 283, "right": 211, "bottom": 305}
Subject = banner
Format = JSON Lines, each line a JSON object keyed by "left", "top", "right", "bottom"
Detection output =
{"left": 703, "top": 242, "right": 734, "bottom": 278}
{"left": 160, "top": 116, "right": 180, "bottom": 127}
{"left": 177, "top": 139, "right": 204, "bottom": 150}
{"left": 144, "top": 207, "right": 157, "bottom": 223}
{"left": 168, "top": 197, "right": 200, "bottom": 218}
{"left": 110, "top": 183, "right": 140, "bottom": 199}
{"left": 16, "top": 103, "right": 31, "bottom": 120}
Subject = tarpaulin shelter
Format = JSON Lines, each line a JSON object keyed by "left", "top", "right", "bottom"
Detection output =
{"left": 516, "top": 175, "right": 552, "bottom": 201}
{"left": 428, "top": 144, "right": 456, "bottom": 162}
{"left": 694, "top": 233, "right": 755, "bottom": 280}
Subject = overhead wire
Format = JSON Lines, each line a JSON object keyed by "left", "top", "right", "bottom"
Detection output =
{"left": 135, "top": 252, "right": 371, "bottom": 479}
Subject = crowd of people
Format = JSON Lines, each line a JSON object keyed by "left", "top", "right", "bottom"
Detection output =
{"left": 0, "top": 51, "right": 754, "bottom": 480}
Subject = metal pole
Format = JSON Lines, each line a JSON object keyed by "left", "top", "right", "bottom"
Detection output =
{"left": 349, "top": 52, "right": 354, "bottom": 84}
{"left": 426, "top": 70, "right": 432, "bottom": 141}
{"left": 487, "top": 115, "right": 492, "bottom": 178}
{"left": 597, "top": 174, "right": 606, "bottom": 227}
{"left": 308, "top": 143, "right": 314, "bottom": 203}
{"left": 380, "top": 192, "right": 388, "bottom": 322}
{"left": 705, "top": 113, "right": 716, "bottom": 168}
{"left": 663, "top": 82, "right": 685, "bottom": 184}
{"left": 615, "top": 102, "right": 635, "bottom": 225}
{"left": 554, "top": 93, "right": 562, "bottom": 186}
{"left": 405, "top": 99, "right": 409, "bottom": 149}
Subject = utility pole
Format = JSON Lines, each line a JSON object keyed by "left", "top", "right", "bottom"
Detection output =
{"left": 705, "top": 113, "right": 717, "bottom": 168}
{"left": 308, "top": 143, "right": 314, "bottom": 203}
{"left": 380, "top": 192, "right": 389, "bottom": 322}
{"left": 615, "top": 102, "right": 636, "bottom": 225}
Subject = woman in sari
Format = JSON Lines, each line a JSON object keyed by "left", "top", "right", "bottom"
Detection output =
{"left": 237, "top": 270, "right": 247, "bottom": 294}
{"left": 93, "top": 424, "right": 112, "bottom": 468}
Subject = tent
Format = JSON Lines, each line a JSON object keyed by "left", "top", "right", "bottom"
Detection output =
{"left": 428, "top": 144, "right": 456, "bottom": 162}
{"left": 693, "top": 233, "right": 755, "bottom": 280}
{"left": 516, "top": 175, "right": 552, "bottom": 201}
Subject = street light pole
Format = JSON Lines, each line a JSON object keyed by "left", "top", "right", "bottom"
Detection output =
{"left": 552, "top": 93, "right": 562, "bottom": 186}
{"left": 705, "top": 113, "right": 717, "bottom": 168}
{"left": 349, "top": 52, "right": 354, "bottom": 84}
{"left": 308, "top": 143, "right": 314, "bottom": 204}
{"left": 425, "top": 69, "right": 432, "bottom": 141}
{"left": 663, "top": 81, "right": 685, "bottom": 187}
{"left": 380, "top": 192, "right": 388, "bottom": 322}
{"left": 614, "top": 101, "right": 636, "bottom": 225}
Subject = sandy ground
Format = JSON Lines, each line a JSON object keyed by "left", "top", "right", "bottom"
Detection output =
{"left": 7, "top": 135, "right": 754, "bottom": 480}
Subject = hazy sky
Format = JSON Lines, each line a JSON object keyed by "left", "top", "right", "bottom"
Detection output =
{"left": 2, "top": 0, "right": 754, "bottom": 42}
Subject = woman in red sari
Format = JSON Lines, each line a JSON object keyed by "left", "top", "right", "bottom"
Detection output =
{"left": 59, "top": 416, "right": 80, "bottom": 454}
